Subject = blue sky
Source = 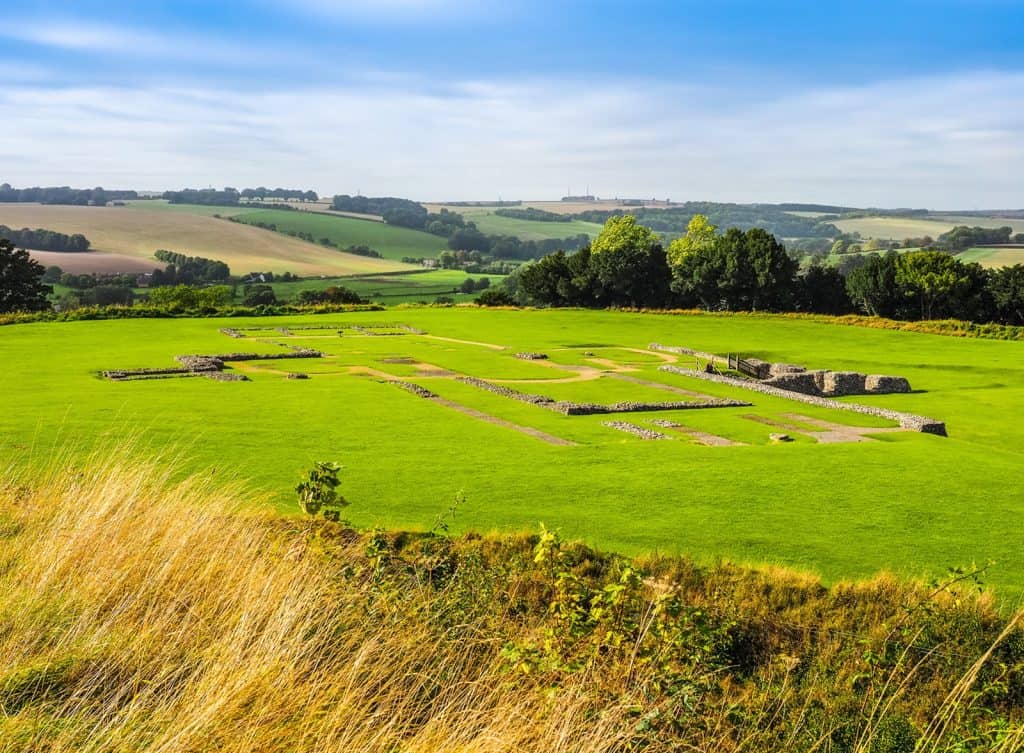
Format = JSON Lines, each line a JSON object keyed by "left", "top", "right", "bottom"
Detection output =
{"left": 1, "top": 0, "right": 1022, "bottom": 207}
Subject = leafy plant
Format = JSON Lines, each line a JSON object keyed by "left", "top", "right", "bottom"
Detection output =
{"left": 295, "top": 461, "right": 347, "bottom": 521}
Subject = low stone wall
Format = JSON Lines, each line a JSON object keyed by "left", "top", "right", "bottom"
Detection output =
{"left": 210, "top": 349, "right": 322, "bottom": 361}
{"left": 175, "top": 355, "right": 224, "bottom": 371}
{"left": 205, "top": 372, "right": 249, "bottom": 382}
{"left": 658, "top": 365, "right": 946, "bottom": 436}
{"left": 390, "top": 380, "right": 438, "bottom": 399}
{"left": 601, "top": 421, "right": 670, "bottom": 440}
{"left": 515, "top": 352, "right": 548, "bottom": 360}
{"left": 102, "top": 368, "right": 200, "bottom": 381}
{"left": 649, "top": 343, "right": 724, "bottom": 362}
{"left": 456, "top": 377, "right": 750, "bottom": 415}
{"left": 763, "top": 372, "right": 820, "bottom": 395}
{"left": 286, "top": 372, "right": 309, "bottom": 380}
{"left": 220, "top": 327, "right": 244, "bottom": 338}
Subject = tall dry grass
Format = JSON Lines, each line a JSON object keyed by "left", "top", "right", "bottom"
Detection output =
{"left": 1, "top": 454, "right": 1021, "bottom": 752}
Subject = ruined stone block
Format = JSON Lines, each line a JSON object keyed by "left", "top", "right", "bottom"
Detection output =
{"left": 823, "top": 371, "right": 866, "bottom": 396}
{"left": 865, "top": 375, "right": 911, "bottom": 394}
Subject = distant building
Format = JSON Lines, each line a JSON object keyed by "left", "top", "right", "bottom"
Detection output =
{"left": 561, "top": 195, "right": 596, "bottom": 202}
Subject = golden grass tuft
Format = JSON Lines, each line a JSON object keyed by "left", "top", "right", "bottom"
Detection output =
{"left": 1, "top": 454, "right": 1021, "bottom": 751}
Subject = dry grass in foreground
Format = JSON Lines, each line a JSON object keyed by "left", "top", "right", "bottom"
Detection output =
{"left": 1, "top": 455, "right": 1022, "bottom": 752}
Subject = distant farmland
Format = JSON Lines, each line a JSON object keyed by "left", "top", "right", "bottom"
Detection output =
{"left": 425, "top": 205, "right": 605, "bottom": 241}
{"left": 232, "top": 209, "right": 446, "bottom": 261}
{"left": 833, "top": 215, "right": 1024, "bottom": 242}
{"left": 956, "top": 246, "right": 1024, "bottom": 268}
{"left": 0, "top": 204, "right": 411, "bottom": 276}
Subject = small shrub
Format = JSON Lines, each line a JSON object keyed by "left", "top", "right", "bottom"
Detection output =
{"left": 295, "top": 461, "right": 347, "bottom": 521}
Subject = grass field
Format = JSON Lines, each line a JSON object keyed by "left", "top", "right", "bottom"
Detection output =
{"left": 425, "top": 205, "right": 605, "bottom": 241}
{"left": 268, "top": 270, "right": 504, "bottom": 303}
{"left": 834, "top": 215, "right": 1024, "bottom": 242}
{"left": 3, "top": 308, "right": 1023, "bottom": 599}
{"left": 232, "top": 209, "right": 446, "bottom": 261}
{"left": 0, "top": 204, "right": 411, "bottom": 276}
{"left": 956, "top": 246, "right": 1024, "bottom": 268}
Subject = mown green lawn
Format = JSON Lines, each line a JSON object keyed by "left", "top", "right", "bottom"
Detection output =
{"left": 3, "top": 309, "right": 1023, "bottom": 599}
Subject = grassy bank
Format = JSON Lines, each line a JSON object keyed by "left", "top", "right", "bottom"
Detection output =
{"left": 1, "top": 456, "right": 1021, "bottom": 752}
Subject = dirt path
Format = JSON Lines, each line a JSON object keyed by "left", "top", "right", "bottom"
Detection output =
{"left": 741, "top": 413, "right": 905, "bottom": 444}
{"left": 428, "top": 397, "right": 575, "bottom": 446}
{"left": 669, "top": 426, "right": 743, "bottom": 447}
{"left": 421, "top": 334, "right": 506, "bottom": 350}
{"left": 623, "top": 347, "right": 678, "bottom": 364}
{"left": 610, "top": 374, "right": 714, "bottom": 399}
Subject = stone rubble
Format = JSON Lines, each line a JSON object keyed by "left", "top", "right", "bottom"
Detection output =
{"left": 601, "top": 421, "right": 671, "bottom": 440}
{"left": 456, "top": 377, "right": 750, "bottom": 415}
{"left": 659, "top": 365, "right": 946, "bottom": 435}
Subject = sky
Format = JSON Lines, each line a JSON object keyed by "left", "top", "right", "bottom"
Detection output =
{"left": 0, "top": 0, "right": 1022, "bottom": 208}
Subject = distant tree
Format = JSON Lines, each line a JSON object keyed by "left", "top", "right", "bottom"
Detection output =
{"left": 475, "top": 288, "right": 515, "bottom": 306}
{"left": 80, "top": 285, "right": 133, "bottom": 306}
{"left": 667, "top": 214, "right": 718, "bottom": 267}
{"left": 988, "top": 265, "right": 1024, "bottom": 325}
{"left": 448, "top": 227, "right": 491, "bottom": 253}
{"left": 243, "top": 284, "right": 277, "bottom": 306}
{"left": 589, "top": 216, "right": 670, "bottom": 307}
{"left": 296, "top": 286, "right": 363, "bottom": 305}
{"left": 41, "top": 265, "right": 63, "bottom": 283}
{"left": 846, "top": 253, "right": 902, "bottom": 318}
{"left": 590, "top": 215, "right": 659, "bottom": 257}
{"left": 895, "top": 251, "right": 977, "bottom": 320}
{"left": 475, "top": 276, "right": 491, "bottom": 290}
{"left": 518, "top": 251, "right": 573, "bottom": 306}
{"left": 0, "top": 239, "right": 52, "bottom": 312}
{"left": 797, "top": 265, "right": 853, "bottom": 314}
{"left": 459, "top": 277, "right": 477, "bottom": 294}
{"left": 672, "top": 227, "right": 797, "bottom": 311}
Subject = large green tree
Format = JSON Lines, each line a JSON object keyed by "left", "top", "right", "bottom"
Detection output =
{"left": 671, "top": 228, "right": 797, "bottom": 311}
{"left": 894, "top": 251, "right": 979, "bottom": 320}
{"left": 0, "top": 239, "right": 51, "bottom": 313}
{"left": 846, "top": 253, "right": 903, "bottom": 318}
{"left": 590, "top": 216, "right": 670, "bottom": 307}
{"left": 667, "top": 214, "right": 718, "bottom": 267}
{"left": 988, "top": 264, "right": 1024, "bottom": 325}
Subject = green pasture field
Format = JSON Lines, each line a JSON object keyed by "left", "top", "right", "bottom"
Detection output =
{"left": 231, "top": 209, "right": 446, "bottom": 261}
{"left": 955, "top": 246, "right": 1024, "bottom": 269}
{"left": 122, "top": 200, "right": 250, "bottom": 217}
{"left": 3, "top": 309, "right": 1023, "bottom": 599}
{"left": 267, "top": 270, "right": 504, "bottom": 304}
{"left": 441, "top": 206, "right": 605, "bottom": 241}
{"left": 833, "top": 215, "right": 1024, "bottom": 242}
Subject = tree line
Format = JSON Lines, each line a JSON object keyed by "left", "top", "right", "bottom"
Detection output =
{"left": 164, "top": 187, "right": 319, "bottom": 206}
{"left": 513, "top": 215, "right": 1024, "bottom": 326}
{"left": 0, "top": 225, "right": 90, "bottom": 252}
{"left": 0, "top": 183, "right": 137, "bottom": 206}
{"left": 569, "top": 202, "right": 840, "bottom": 239}
{"left": 151, "top": 250, "right": 230, "bottom": 286}
{"left": 493, "top": 207, "right": 570, "bottom": 222}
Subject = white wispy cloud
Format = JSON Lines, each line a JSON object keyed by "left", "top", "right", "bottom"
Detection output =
{"left": 0, "top": 71, "right": 1021, "bottom": 207}
{"left": 0, "top": 19, "right": 299, "bottom": 66}
{"left": 263, "top": 0, "right": 505, "bottom": 27}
